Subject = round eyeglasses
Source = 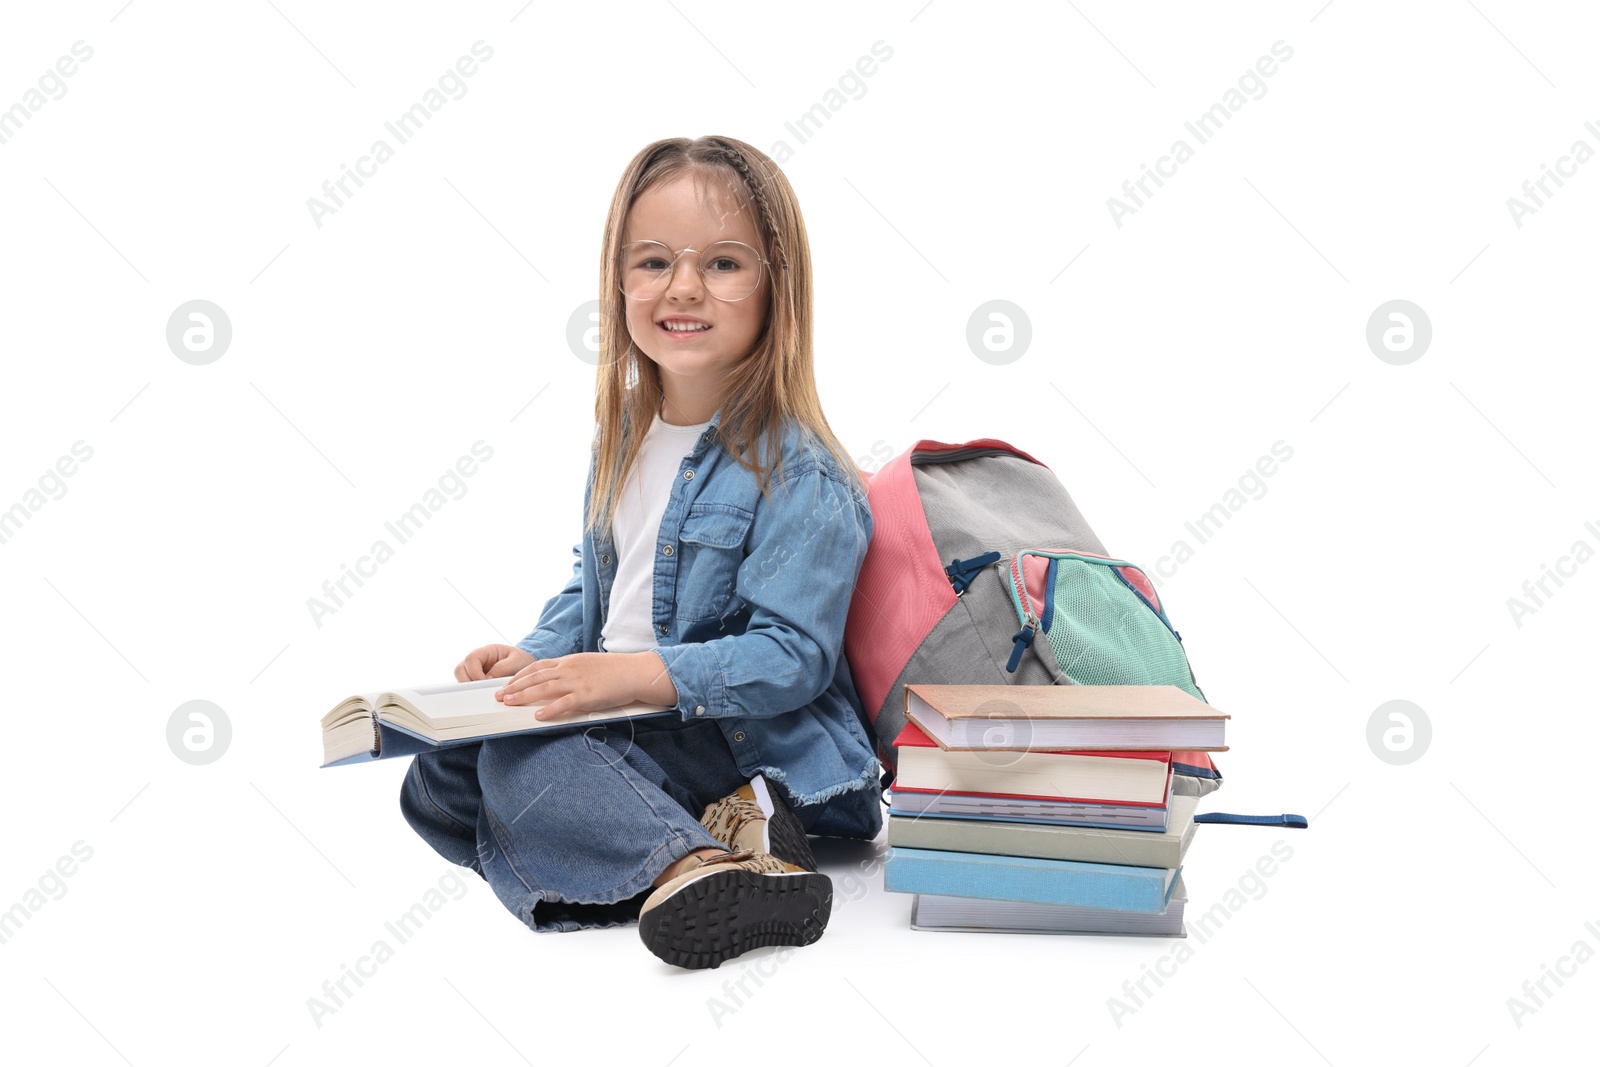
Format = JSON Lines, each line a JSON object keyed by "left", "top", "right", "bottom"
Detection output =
{"left": 618, "top": 240, "right": 769, "bottom": 302}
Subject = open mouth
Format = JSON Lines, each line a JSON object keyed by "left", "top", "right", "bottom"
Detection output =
{"left": 658, "top": 321, "right": 713, "bottom": 336}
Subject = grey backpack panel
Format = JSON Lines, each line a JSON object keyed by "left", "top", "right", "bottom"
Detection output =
{"left": 914, "top": 448, "right": 1107, "bottom": 566}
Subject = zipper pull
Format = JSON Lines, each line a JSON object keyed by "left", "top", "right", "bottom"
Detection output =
{"left": 945, "top": 551, "right": 1001, "bottom": 596}
{"left": 1005, "top": 611, "right": 1038, "bottom": 673}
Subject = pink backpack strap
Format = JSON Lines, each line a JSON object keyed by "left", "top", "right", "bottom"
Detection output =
{"left": 846, "top": 438, "right": 1048, "bottom": 727}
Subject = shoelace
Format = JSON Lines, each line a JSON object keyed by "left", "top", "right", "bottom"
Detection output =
{"left": 702, "top": 794, "right": 765, "bottom": 843}
{"left": 693, "top": 847, "right": 792, "bottom": 875}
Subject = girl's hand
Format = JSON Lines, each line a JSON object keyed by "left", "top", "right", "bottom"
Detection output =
{"left": 496, "top": 652, "right": 671, "bottom": 720}
{"left": 455, "top": 643, "right": 534, "bottom": 682}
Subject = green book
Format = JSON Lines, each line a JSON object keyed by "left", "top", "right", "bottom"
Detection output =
{"left": 886, "top": 793, "right": 1197, "bottom": 869}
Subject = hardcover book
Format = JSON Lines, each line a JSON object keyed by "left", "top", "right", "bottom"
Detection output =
{"left": 884, "top": 845, "right": 1181, "bottom": 913}
{"left": 320, "top": 677, "right": 674, "bottom": 767}
{"left": 887, "top": 794, "right": 1198, "bottom": 868}
{"left": 887, "top": 774, "right": 1173, "bottom": 830}
{"left": 904, "top": 683, "right": 1229, "bottom": 752}
{"left": 910, "top": 874, "right": 1188, "bottom": 936}
{"left": 892, "top": 720, "right": 1171, "bottom": 805}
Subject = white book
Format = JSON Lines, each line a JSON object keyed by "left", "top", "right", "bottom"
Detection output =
{"left": 319, "top": 677, "right": 673, "bottom": 767}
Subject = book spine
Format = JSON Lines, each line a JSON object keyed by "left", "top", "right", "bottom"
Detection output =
{"left": 883, "top": 846, "right": 1174, "bottom": 913}
{"left": 886, "top": 816, "right": 1182, "bottom": 868}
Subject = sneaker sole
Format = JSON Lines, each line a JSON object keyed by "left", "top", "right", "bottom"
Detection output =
{"left": 639, "top": 869, "right": 832, "bottom": 970}
{"left": 751, "top": 775, "right": 820, "bottom": 873}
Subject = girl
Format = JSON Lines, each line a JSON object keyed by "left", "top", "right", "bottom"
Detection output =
{"left": 399, "top": 135, "right": 882, "bottom": 970}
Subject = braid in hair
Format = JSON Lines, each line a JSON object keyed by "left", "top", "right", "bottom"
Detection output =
{"left": 704, "top": 139, "right": 790, "bottom": 466}
{"left": 711, "top": 140, "right": 788, "bottom": 272}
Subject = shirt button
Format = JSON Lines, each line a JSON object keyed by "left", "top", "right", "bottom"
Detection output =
{"left": 658, "top": 622, "right": 668, "bottom": 634}
{"left": 662, "top": 544, "right": 673, "bottom": 556}
{"left": 683, "top": 469, "right": 694, "bottom": 481}
{"left": 695, "top": 705, "right": 705, "bottom": 716}
{"left": 733, "top": 730, "right": 745, "bottom": 742}
{"left": 600, "top": 553, "right": 610, "bottom": 565}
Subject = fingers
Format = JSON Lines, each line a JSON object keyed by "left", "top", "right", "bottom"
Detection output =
{"left": 533, "top": 692, "right": 593, "bottom": 721}
{"left": 497, "top": 660, "right": 553, "bottom": 704}
{"left": 462, "top": 655, "right": 485, "bottom": 681}
{"left": 533, "top": 695, "right": 571, "bottom": 721}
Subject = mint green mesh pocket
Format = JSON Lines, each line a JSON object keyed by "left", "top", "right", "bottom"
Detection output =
{"left": 1023, "top": 553, "right": 1203, "bottom": 699}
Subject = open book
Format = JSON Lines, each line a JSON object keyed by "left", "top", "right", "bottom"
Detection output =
{"left": 320, "top": 676, "right": 675, "bottom": 767}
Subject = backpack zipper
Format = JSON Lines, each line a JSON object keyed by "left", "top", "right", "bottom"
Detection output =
{"left": 1012, "top": 548, "right": 1179, "bottom": 638}
{"left": 1006, "top": 601, "right": 1041, "bottom": 673}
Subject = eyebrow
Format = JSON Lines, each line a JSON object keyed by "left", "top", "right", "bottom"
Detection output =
{"left": 625, "top": 237, "right": 752, "bottom": 246}
{"left": 623, "top": 218, "right": 755, "bottom": 248}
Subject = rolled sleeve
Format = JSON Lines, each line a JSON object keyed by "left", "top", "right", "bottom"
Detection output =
{"left": 515, "top": 540, "right": 585, "bottom": 662}
{"left": 652, "top": 465, "right": 871, "bottom": 721}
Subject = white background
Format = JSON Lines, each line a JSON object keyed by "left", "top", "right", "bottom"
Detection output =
{"left": 2, "top": 1, "right": 1595, "bottom": 1064}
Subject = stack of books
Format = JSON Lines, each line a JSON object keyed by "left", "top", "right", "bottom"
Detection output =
{"left": 882, "top": 684, "right": 1228, "bottom": 936}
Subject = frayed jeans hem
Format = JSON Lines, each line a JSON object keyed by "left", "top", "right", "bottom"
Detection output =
{"left": 515, "top": 831, "right": 716, "bottom": 933}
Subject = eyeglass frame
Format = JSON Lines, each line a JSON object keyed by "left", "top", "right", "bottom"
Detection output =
{"left": 616, "top": 239, "right": 779, "bottom": 303}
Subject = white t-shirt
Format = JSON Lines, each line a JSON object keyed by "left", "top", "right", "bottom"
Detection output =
{"left": 598, "top": 410, "right": 713, "bottom": 653}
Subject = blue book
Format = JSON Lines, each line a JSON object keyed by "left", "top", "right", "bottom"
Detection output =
{"left": 883, "top": 846, "right": 1181, "bottom": 913}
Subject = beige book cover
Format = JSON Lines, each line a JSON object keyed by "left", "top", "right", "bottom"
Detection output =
{"left": 904, "top": 683, "right": 1229, "bottom": 752}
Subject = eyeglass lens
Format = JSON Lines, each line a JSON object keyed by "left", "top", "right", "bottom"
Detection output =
{"left": 620, "top": 241, "right": 762, "bottom": 301}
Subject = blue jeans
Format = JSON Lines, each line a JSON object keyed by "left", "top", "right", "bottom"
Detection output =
{"left": 399, "top": 716, "right": 750, "bottom": 932}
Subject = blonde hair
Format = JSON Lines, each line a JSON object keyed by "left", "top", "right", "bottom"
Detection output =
{"left": 585, "top": 135, "right": 866, "bottom": 538}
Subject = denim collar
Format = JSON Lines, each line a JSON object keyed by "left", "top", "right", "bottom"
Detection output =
{"left": 685, "top": 404, "right": 724, "bottom": 459}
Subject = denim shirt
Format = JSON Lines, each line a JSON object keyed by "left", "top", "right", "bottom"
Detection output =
{"left": 515, "top": 406, "right": 883, "bottom": 841}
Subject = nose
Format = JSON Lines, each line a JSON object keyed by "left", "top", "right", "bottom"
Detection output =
{"left": 664, "top": 248, "right": 706, "bottom": 299}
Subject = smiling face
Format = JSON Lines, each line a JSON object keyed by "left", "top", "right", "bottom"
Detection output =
{"left": 620, "top": 173, "right": 772, "bottom": 426}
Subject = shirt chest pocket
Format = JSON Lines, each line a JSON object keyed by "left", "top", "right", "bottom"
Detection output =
{"left": 673, "top": 503, "right": 754, "bottom": 622}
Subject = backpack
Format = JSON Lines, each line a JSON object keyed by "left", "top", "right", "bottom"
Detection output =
{"left": 844, "top": 437, "right": 1223, "bottom": 799}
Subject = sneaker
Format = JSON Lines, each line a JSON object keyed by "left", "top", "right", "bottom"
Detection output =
{"left": 699, "top": 775, "right": 819, "bottom": 872}
{"left": 637, "top": 847, "right": 832, "bottom": 970}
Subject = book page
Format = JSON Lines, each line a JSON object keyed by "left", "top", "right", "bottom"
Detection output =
{"left": 319, "top": 691, "right": 384, "bottom": 729}
{"left": 379, "top": 677, "right": 672, "bottom": 739}
{"left": 322, "top": 718, "right": 378, "bottom": 765}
